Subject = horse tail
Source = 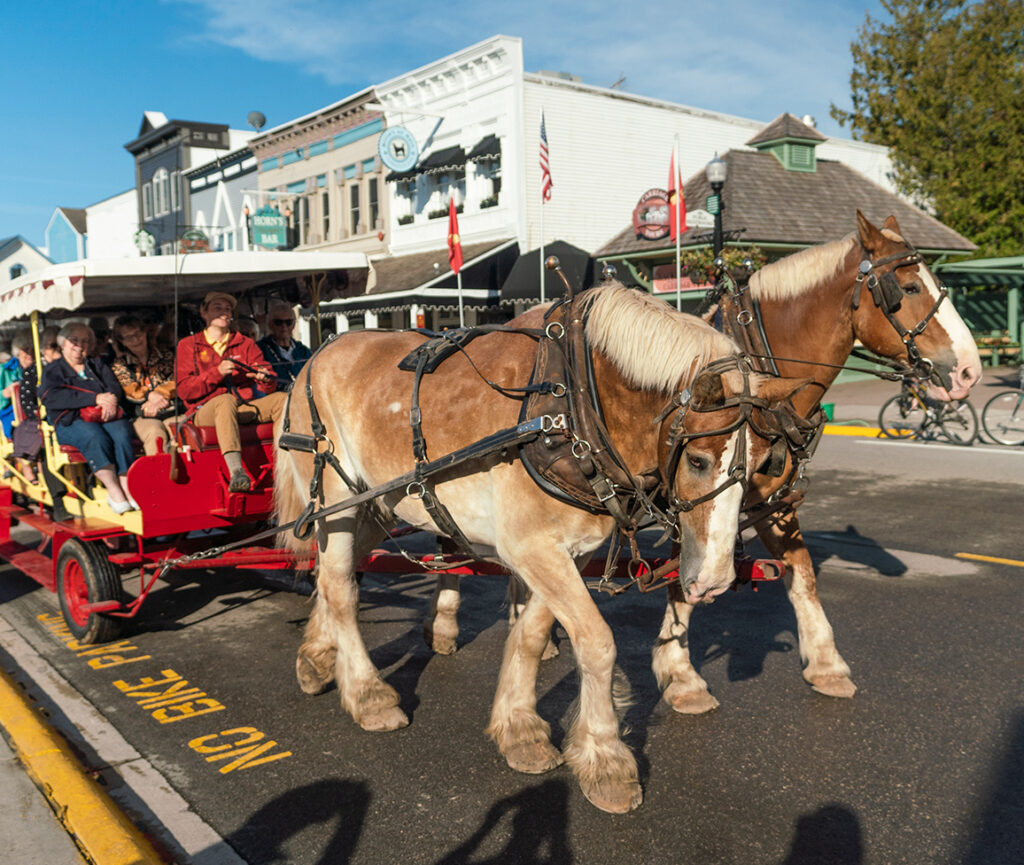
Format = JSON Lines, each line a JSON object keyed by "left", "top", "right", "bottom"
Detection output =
{"left": 273, "top": 435, "right": 316, "bottom": 560}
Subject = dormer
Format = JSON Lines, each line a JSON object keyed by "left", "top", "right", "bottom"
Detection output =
{"left": 746, "top": 113, "right": 827, "bottom": 172}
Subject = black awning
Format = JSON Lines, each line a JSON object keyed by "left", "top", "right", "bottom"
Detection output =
{"left": 420, "top": 146, "right": 466, "bottom": 175}
{"left": 501, "top": 240, "right": 596, "bottom": 303}
{"left": 385, "top": 168, "right": 418, "bottom": 182}
{"left": 467, "top": 134, "right": 501, "bottom": 162}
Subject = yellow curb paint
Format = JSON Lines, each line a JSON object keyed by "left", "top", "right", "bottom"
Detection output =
{"left": 955, "top": 552, "right": 1024, "bottom": 568}
{"left": 0, "top": 666, "right": 165, "bottom": 865}
{"left": 823, "top": 424, "right": 882, "bottom": 438}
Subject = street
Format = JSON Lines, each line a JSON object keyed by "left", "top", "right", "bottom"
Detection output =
{"left": 1, "top": 430, "right": 1022, "bottom": 865}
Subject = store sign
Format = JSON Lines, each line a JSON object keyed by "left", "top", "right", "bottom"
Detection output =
{"left": 632, "top": 188, "right": 670, "bottom": 240}
{"left": 251, "top": 206, "right": 288, "bottom": 249}
{"left": 686, "top": 209, "right": 715, "bottom": 229}
{"left": 652, "top": 264, "right": 712, "bottom": 294}
{"left": 378, "top": 126, "right": 419, "bottom": 173}
{"left": 179, "top": 229, "right": 211, "bottom": 254}
{"left": 134, "top": 229, "right": 155, "bottom": 254}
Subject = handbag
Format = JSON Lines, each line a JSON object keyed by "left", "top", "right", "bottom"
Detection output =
{"left": 80, "top": 405, "right": 125, "bottom": 423}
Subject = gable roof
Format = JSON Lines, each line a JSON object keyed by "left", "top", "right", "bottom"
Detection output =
{"left": 596, "top": 148, "right": 976, "bottom": 257}
{"left": 57, "top": 207, "right": 88, "bottom": 235}
{"left": 0, "top": 234, "right": 51, "bottom": 263}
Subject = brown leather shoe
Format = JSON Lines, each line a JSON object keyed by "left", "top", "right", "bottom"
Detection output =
{"left": 228, "top": 469, "right": 251, "bottom": 493}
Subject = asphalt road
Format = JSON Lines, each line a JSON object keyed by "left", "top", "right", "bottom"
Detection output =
{"left": 0, "top": 432, "right": 1022, "bottom": 865}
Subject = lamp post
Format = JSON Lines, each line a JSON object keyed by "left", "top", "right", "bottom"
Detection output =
{"left": 705, "top": 153, "right": 728, "bottom": 258}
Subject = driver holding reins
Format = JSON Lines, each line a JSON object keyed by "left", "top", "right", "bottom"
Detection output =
{"left": 175, "top": 291, "right": 286, "bottom": 492}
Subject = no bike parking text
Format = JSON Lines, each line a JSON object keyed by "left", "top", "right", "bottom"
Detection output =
{"left": 36, "top": 613, "right": 292, "bottom": 774}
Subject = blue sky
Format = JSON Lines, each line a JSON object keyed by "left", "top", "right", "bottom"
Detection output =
{"left": 2, "top": 0, "right": 884, "bottom": 250}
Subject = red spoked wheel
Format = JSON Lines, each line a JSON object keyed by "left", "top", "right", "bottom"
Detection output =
{"left": 56, "top": 539, "right": 124, "bottom": 644}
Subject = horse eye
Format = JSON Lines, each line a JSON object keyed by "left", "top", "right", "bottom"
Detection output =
{"left": 686, "top": 453, "right": 708, "bottom": 471}
{"left": 903, "top": 281, "right": 921, "bottom": 295}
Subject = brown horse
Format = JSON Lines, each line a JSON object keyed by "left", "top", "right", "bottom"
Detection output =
{"left": 651, "top": 211, "right": 982, "bottom": 712}
{"left": 274, "top": 282, "right": 810, "bottom": 812}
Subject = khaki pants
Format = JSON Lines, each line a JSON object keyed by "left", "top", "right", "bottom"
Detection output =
{"left": 192, "top": 392, "right": 287, "bottom": 454}
{"left": 133, "top": 415, "right": 181, "bottom": 456}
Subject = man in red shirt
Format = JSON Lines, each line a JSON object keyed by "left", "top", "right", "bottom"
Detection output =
{"left": 176, "top": 292, "right": 287, "bottom": 492}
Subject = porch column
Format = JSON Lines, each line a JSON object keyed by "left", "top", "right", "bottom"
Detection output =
{"left": 1009, "top": 286, "right": 1020, "bottom": 344}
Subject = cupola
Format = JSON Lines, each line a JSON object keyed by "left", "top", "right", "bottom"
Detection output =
{"left": 746, "top": 113, "right": 827, "bottom": 172}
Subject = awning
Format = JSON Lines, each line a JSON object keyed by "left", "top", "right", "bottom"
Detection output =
{"left": 419, "top": 146, "right": 467, "bottom": 175}
{"left": 501, "top": 240, "right": 595, "bottom": 303}
{"left": 934, "top": 255, "right": 1024, "bottom": 289}
{"left": 467, "top": 134, "right": 501, "bottom": 162}
{"left": 0, "top": 250, "right": 369, "bottom": 324}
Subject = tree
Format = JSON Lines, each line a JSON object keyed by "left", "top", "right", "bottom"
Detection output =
{"left": 831, "top": 0, "right": 1024, "bottom": 257}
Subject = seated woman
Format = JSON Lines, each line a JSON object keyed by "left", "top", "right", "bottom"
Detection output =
{"left": 110, "top": 314, "right": 178, "bottom": 455}
{"left": 40, "top": 322, "right": 137, "bottom": 514}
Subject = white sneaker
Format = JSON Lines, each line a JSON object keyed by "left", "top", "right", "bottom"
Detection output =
{"left": 126, "top": 493, "right": 141, "bottom": 510}
{"left": 108, "top": 497, "right": 134, "bottom": 515}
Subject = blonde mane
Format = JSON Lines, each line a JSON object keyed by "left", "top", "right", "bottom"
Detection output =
{"left": 582, "top": 283, "right": 739, "bottom": 393}
{"left": 749, "top": 235, "right": 858, "bottom": 303}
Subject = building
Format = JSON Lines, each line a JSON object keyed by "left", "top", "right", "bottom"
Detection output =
{"left": 45, "top": 208, "right": 87, "bottom": 263}
{"left": 124, "top": 111, "right": 254, "bottom": 256}
{"left": 0, "top": 235, "right": 51, "bottom": 286}
{"left": 83, "top": 189, "right": 139, "bottom": 260}
{"left": 185, "top": 146, "right": 259, "bottom": 253}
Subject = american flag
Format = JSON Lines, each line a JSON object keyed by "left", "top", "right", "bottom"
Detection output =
{"left": 539, "top": 112, "right": 553, "bottom": 203}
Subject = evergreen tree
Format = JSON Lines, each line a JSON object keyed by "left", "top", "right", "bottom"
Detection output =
{"left": 831, "top": 0, "right": 1024, "bottom": 257}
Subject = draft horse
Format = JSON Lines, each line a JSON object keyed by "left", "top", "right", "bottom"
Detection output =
{"left": 651, "top": 211, "right": 982, "bottom": 712}
{"left": 274, "top": 282, "right": 810, "bottom": 812}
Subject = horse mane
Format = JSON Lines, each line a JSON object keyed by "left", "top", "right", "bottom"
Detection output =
{"left": 582, "top": 283, "right": 739, "bottom": 393}
{"left": 749, "top": 234, "right": 858, "bottom": 303}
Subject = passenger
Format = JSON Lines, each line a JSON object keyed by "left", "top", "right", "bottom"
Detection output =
{"left": 40, "top": 326, "right": 62, "bottom": 364}
{"left": 257, "top": 299, "right": 311, "bottom": 384}
{"left": 176, "top": 291, "right": 286, "bottom": 493}
{"left": 111, "top": 315, "right": 179, "bottom": 456}
{"left": 235, "top": 316, "right": 259, "bottom": 341}
{"left": 88, "top": 315, "right": 115, "bottom": 364}
{"left": 41, "top": 322, "right": 137, "bottom": 514}
{"left": 0, "top": 339, "right": 22, "bottom": 438}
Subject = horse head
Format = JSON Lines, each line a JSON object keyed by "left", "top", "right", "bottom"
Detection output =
{"left": 661, "top": 360, "right": 812, "bottom": 604}
{"left": 853, "top": 211, "right": 981, "bottom": 398}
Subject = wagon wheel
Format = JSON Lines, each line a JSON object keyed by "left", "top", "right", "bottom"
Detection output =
{"left": 56, "top": 539, "right": 124, "bottom": 644}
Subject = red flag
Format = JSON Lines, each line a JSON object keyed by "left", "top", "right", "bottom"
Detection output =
{"left": 668, "top": 149, "right": 687, "bottom": 240}
{"left": 539, "top": 112, "right": 553, "bottom": 203}
{"left": 447, "top": 198, "right": 463, "bottom": 274}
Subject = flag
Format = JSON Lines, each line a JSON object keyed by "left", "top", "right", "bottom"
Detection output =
{"left": 668, "top": 149, "right": 687, "bottom": 240}
{"left": 539, "top": 112, "right": 553, "bottom": 203}
{"left": 447, "top": 198, "right": 463, "bottom": 274}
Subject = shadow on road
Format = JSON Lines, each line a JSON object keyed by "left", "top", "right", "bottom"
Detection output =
{"left": 779, "top": 804, "right": 863, "bottom": 864}
{"left": 222, "top": 779, "right": 370, "bottom": 865}
{"left": 804, "top": 525, "right": 908, "bottom": 577}
{"left": 434, "top": 779, "right": 572, "bottom": 865}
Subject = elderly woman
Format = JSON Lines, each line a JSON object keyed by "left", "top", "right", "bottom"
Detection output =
{"left": 111, "top": 314, "right": 178, "bottom": 455}
{"left": 40, "top": 322, "right": 136, "bottom": 514}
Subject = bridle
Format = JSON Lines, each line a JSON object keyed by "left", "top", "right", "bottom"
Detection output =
{"left": 852, "top": 246, "right": 950, "bottom": 386}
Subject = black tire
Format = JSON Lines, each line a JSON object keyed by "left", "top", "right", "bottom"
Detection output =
{"left": 878, "top": 393, "right": 924, "bottom": 439}
{"left": 56, "top": 539, "right": 124, "bottom": 644}
{"left": 939, "top": 399, "right": 978, "bottom": 445}
{"left": 981, "top": 391, "right": 1024, "bottom": 446}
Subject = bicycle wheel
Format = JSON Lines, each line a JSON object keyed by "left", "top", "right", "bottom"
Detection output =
{"left": 878, "top": 394, "right": 925, "bottom": 438}
{"left": 982, "top": 391, "right": 1024, "bottom": 446}
{"left": 939, "top": 399, "right": 978, "bottom": 445}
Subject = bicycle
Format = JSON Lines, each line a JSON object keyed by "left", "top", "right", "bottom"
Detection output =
{"left": 981, "top": 367, "right": 1024, "bottom": 446}
{"left": 878, "top": 377, "right": 978, "bottom": 445}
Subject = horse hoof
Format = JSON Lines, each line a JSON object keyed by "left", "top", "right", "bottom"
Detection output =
{"left": 296, "top": 655, "right": 333, "bottom": 695}
{"left": 664, "top": 683, "right": 719, "bottom": 715}
{"left": 581, "top": 778, "right": 643, "bottom": 814}
{"left": 423, "top": 624, "right": 458, "bottom": 655}
{"left": 540, "top": 640, "right": 560, "bottom": 661}
{"left": 810, "top": 674, "right": 857, "bottom": 699}
{"left": 358, "top": 705, "right": 410, "bottom": 732}
{"left": 504, "top": 740, "right": 564, "bottom": 775}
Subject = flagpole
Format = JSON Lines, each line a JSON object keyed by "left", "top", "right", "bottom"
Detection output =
{"left": 457, "top": 270, "right": 464, "bottom": 327}
{"left": 674, "top": 135, "right": 682, "bottom": 311}
{"left": 539, "top": 109, "right": 546, "bottom": 304}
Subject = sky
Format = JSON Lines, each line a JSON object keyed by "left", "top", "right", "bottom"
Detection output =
{"left": 1, "top": 0, "right": 885, "bottom": 250}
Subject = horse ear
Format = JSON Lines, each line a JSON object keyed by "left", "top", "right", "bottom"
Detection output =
{"left": 691, "top": 370, "right": 726, "bottom": 408}
{"left": 756, "top": 375, "right": 815, "bottom": 406}
{"left": 882, "top": 214, "right": 900, "bottom": 233}
{"left": 856, "top": 210, "right": 880, "bottom": 246}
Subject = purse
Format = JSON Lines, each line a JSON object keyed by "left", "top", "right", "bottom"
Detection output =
{"left": 79, "top": 405, "right": 125, "bottom": 423}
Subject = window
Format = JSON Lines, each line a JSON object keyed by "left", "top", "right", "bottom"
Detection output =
{"left": 321, "top": 190, "right": 330, "bottom": 240}
{"left": 368, "top": 177, "right": 379, "bottom": 228}
{"left": 142, "top": 183, "right": 153, "bottom": 219}
{"left": 171, "top": 170, "right": 181, "bottom": 212}
{"left": 9, "top": 264, "right": 25, "bottom": 279}
{"left": 152, "top": 168, "right": 170, "bottom": 216}
{"left": 396, "top": 179, "right": 415, "bottom": 222}
{"left": 350, "top": 183, "right": 361, "bottom": 235}
{"left": 478, "top": 158, "right": 502, "bottom": 206}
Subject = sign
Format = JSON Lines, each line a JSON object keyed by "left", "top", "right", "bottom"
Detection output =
{"left": 251, "top": 206, "right": 288, "bottom": 249}
{"left": 134, "top": 229, "right": 155, "bottom": 254}
{"left": 685, "top": 209, "right": 716, "bottom": 229}
{"left": 179, "top": 229, "right": 211, "bottom": 254}
{"left": 631, "top": 188, "right": 670, "bottom": 240}
{"left": 652, "top": 264, "right": 712, "bottom": 294}
{"left": 378, "top": 126, "right": 419, "bottom": 173}
{"left": 705, "top": 194, "right": 721, "bottom": 215}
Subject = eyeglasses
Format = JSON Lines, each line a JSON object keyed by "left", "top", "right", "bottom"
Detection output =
{"left": 65, "top": 337, "right": 88, "bottom": 347}
{"left": 272, "top": 318, "right": 296, "bottom": 327}
{"left": 119, "top": 331, "right": 146, "bottom": 342}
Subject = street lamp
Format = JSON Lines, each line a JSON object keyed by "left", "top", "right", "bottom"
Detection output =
{"left": 705, "top": 153, "right": 728, "bottom": 258}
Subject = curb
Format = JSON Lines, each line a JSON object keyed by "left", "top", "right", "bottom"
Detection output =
{"left": 0, "top": 664, "right": 164, "bottom": 865}
{"left": 823, "top": 423, "right": 882, "bottom": 438}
